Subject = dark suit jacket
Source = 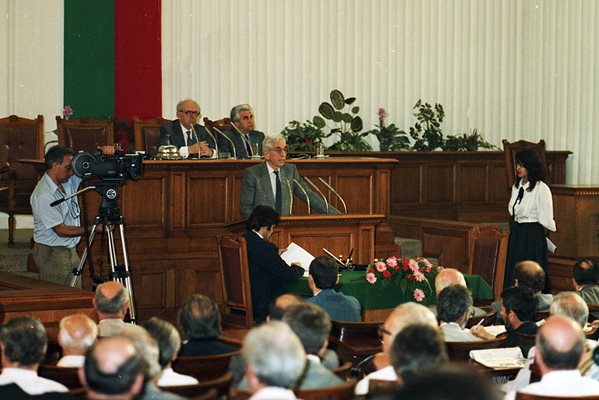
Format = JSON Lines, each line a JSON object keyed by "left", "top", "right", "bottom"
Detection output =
{"left": 179, "top": 338, "right": 238, "bottom": 357}
{"left": 305, "top": 289, "right": 361, "bottom": 322}
{"left": 239, "top": 162, "right": 339, "bottom": 217}
{"left": 217, "top": 129, "right": 265, "bottom": 159}
{"left": 157, "top": 120, "right": 215, "bottom": 156}
{"left": 243, "top": 231, "right": 304, "bottom": 323}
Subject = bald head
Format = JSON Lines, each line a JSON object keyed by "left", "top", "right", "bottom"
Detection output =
{"left": 58, "top": 314, "right": 98, "bottom": 355}
{"left": 94, "top": 281, "right": 129, "bottom": 319}
{"left": 435, "top": 268, "right": 466, "bottom": 296}
{"left": 536, "top": 315, "right": 585, "bottom": 372}
{"left": 382, "top": 302, "right": 437, "bottom": 355}
{"left": 275, "top": 293, "right": 302, "bottom": 309}
{"left": 550, "top": 292, "right": 589, "bottom": 328}
{"left": 514, "top": 260, "right": 545, "bottom": 293}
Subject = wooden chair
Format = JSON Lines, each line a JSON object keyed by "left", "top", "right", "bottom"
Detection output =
{"left": 445, "top": 335, "right": 507, "bottom": 360}
{"left": 56, "top": 116, "right": 114, "bottom": 152}
{"left": 204, "top": 117, "right": 233, "bottom": 137}
{"left": 534, "top": 309, "right": 550, "bottom": 322}
{"left": 38, "top": 364, "right": 82, "bottom": 389}
{"left": 331, "top": 361, "right": 353, "bottom": 380}
{"left": 294, "top": 379, "right": 356, "bottom": 400}
{"left": 515, "top": 332, "right": 537, "bottom": 356}
{"left": 171, "top": 351, "right": 240, "bottom": 382}
{"left": 468, "top": 226, "right": 509, "bottom": 302}
{"left": 515, "top": 393, "right": 599, "bottom": 400}
{"left": 160, "top": 372, "right": 232, "bottom": 399}
{"left": 367, "top": 379, "right": 402, "bottom": 397}
{"left": 328, "top": 320, "right": 382, "bottom": 365}
{"left": 465, "top": 307, "right": 497, "bottom": 328}
{"left": 132, "top": 116, "right": 171, "bottom": 156}
{"left": 0, "top": 114, "right": 45, "bottom": 247}
{"left": 502, "top": 139, "right": 547, "bottom": 189}
{"left": 218, "top": 236, "right": 254, "bottom": 328}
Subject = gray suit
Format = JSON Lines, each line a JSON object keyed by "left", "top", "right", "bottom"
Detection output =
{"left": 239, "top": 162, "right": 339, "bottom": 217}
{"left": 217, "top": 129, "right": 265, "bottom": 159}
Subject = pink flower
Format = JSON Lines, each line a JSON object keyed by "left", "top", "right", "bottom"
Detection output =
{"left": 377, "top": 107, "right": 388, "bottom": 119}
{"left": 413, "top": 289, "right": 425, "bottom": 302}
{"left": 62, "top": 105, "right": 73, "bottom": 120}
{"left": 385, "top": 256, "right": 398, "bottom": 268}
{"left": 382, "top": 270, "right": 392, "bottom": 279}
{"left": 375, "top": 261, "right": 386, "bottom": 273}
{"left": 422, "top": 258, "right": 432, "bottom": 268}
{"left": 409, "top": 259, "right": 419, "bottom": 273}
{"left": 366, "top": 273, "right": 377, "bottom": 284}
{"left": 414, "top": 271, "right": 425, "bottom": 282}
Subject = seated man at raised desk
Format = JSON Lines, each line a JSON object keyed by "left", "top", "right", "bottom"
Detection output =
{"left": 157, "top": 98, "right": 216, "bottom": 159}
{"left": 217, "top": 104, "right": 265, "bottom": 159}
{"left": 305, "top": 256, "right": 361, "bottom": 321}
{"left": 239, "top": 134, "right": 339, "bottom": 217}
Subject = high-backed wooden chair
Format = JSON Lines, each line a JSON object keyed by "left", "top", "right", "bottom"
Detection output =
{"left": 132, "top": 116, "right": 171, "bottom": 156}
{"left": 295, "top": 380, "right": 356, "bottom": 400}
{"left": 171, "top": 351, "right": 240, "bottom": 382}
{"left": 468, "top": 226, "right": 509, "bottom": 301}
{"left": 160, "top": 372, "right": 232, "bottom": 399}
{"left": 445, "top": 335, "right": 507, "bottom": 360}
{"left": 515, "top": 332, "right": 537, "bottom": 356}
{"left": 38, "top": 364, "right": 82, "bottom": 389}
{"left": 218, "top": 236, "right": 254, "bottom": 328}
{"left": 515, "top": 393, "right": 599, "bottom": 400}
{"left": 502, "top": 139, "right": 547, "bottom": 189}
{"left": 203, "top": 117, "right": 233, "bottom": 137}
{"left": 56, "top": 116, "right": 114, "bottom": 153}
{"left": 329, "top": 321, "right": 382, "bottom": 365}
{"left": 0, "top": 114, "right": 44, "bottom": 246}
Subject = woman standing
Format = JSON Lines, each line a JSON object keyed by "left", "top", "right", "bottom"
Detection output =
{"left": 505, "top": 149, "right": 556, "bottom": 289}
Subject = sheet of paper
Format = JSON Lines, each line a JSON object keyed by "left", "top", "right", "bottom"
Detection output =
{"left": 481, "top": 325, "right": 507, "bottom": 337}
{"left": 280, "top": 242, "right": 314, "bottom": 273}
{"left": 546, "top": 237, "right": 557, "bottom": 254}
{"left": 470, "top": 347, "right": 526, "bottom": 370}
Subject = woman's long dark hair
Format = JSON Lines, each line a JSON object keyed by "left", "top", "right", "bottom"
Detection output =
{"left": 514, "top": 149, "right": 546, "bottom": 191}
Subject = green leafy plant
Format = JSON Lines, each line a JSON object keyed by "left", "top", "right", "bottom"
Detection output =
{"left": 282, "top": 119, "right": 326, "bottom": 152}
{"left": 444, "top": 129, "right": 498, "bottom": 151}
{"left": 367, "top": 107, "right": 411, "bottom": 151}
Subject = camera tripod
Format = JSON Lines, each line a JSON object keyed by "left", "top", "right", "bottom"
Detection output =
{"left": 70, "top": 185, "right": 137, "bottom": 324}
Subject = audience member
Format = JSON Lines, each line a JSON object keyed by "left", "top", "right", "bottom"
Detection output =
{"left": 218, "top": 104, "right": 265, "bottom": 159}
{"left": 80, "top": 335, "right": 144, "bottom": 400}
{"left": 433, "top": 267, "right": 486, "bottom": 316}
{"left": 437, "top": 284, "right": 492, "bottom": 341}
{"left": 119, "top": 325, "right": 183, "bottom": 400}
{"left": 267, "top": 293, "right": 303, "bottom": 321}
{"left": 94, "top": 280, "right": 130, "bottom": 336}
{"left": 505, "top": 315, "right": 599, "bottom": 399}
{"left": 0, "top": 316, "right": 68, "bottom": 395}
{"left": 56, "top": 313, "right": 98, "bottom": 367}
{"left": 142, "top": 317, "right": 198, "bottom": 387}
{"left": 243, "top": 205, "right": 304, "bottom": 323}
{"left": 243, "top": 321, "right": 306, "bottom": 400}
{"left": 390, "top": 324, "right": 447, "bottom": 385}
{"left": 282, "top": 303, "right": 344, "bottom": 389}
{"left": 497, "top": 286, "right": 538, "bottom": 348}
{"left": 177, "top": 294, "right": 237, "bottom": 356}
{"left": 355, "top": 302, "right": 438, "bottom": 395}
{"left": 572, "top": 258, "right": 599, "bottom": 319}
{"left": 305, "top": 256, "right": 361, "bottom": 321}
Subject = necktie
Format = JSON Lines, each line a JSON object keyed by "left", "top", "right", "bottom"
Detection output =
{"left": 512, "top": 187, "right": 525, "bottom": 217}
{"left": 242, "top": 134, "right": 252, "bottom": 157}
{"left": 186, "top": 130, "right": 193, "bottom": 146}
{"left": 274, "top": 170, "right": 282, "bottom": 214}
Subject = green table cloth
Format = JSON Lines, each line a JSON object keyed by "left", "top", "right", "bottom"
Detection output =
{"left": 285, "top": 270, "right": 493, "bottom": 310}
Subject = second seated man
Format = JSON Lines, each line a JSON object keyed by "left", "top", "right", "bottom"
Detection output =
{"left": 239, "top": 133, "right": 339, "bottom": 217}
{"left": 157, "top": 99, "right": 216, "bottom": 159}
{"left": 217, "top": 104, "right": 265, "bottom": 159}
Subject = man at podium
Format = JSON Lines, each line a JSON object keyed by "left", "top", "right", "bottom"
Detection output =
{"left": 239, "top": 134, "right": 339, "bottom": 217}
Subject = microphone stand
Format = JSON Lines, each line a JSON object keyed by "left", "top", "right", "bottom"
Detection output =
{"left": 213, "top": 127, "right": 237, "bottom": 159}
{"left": 293, "top": 179, "right": 311, "bottom": 215}
{"left": 231, "top": 123, "right": 254, "bottom": 158}
{"left": 50, "top": 186, "right": 97, "bottom": 207}
{"left": 192, "top": 125, "right": 219, "bottom": 158}
{"left": 304, "top": 177, "right": 329, "bottom": 214}
{"left": 318, "top": 178, "right": 348, "bottom": 214}
{"left": 285, "top": 179, "right": 293, "bottom": 215}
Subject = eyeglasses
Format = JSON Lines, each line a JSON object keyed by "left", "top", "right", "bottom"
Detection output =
{"left": 180, "top": 110, "right": 199, "bottom": 117}
{"left": 269, "top": 147, "right": 288, "bottom": 155}
{"left": 377, "top": 325, "right": 392, "bottom": 339}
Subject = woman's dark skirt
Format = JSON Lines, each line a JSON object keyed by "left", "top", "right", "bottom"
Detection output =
{"left": 505, "top": 222, "right": 548, "bottom": 289}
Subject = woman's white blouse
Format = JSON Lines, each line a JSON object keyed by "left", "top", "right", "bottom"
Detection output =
{"left": 508, "top": 180, "right": 556, "bottom": 232}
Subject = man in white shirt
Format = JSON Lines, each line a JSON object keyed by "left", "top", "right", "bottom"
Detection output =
{"left": 354, "top": 302, "right": 438, "bottom": 396}
{"left": 94, "top": 280, "right": 130, "bottom": 336}
{"left": 57, "top": 313, "right": 98, "bottom": 367}
{"left": 505, "top": 315, "right": 599, "bottom": 399}
{"left": 438, "top": 284, "right": 493, "bottom": 342}
{"left": 0, "top": 316, "right": 68, "bottom": 395}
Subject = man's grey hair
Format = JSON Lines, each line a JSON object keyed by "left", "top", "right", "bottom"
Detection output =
{"left": 262, "top": 134, "right": 285, "bottom": 152}
{"left": 230, "top": 104, "right": 253, "bottom": 122}
{"left": 435, "top": 268, "right": 467, "bottom": 296}
{"left": 176, "top": 99, "right": 201, "bottom": 114}
{"left": 58, "top": 314, "right": 98, "bottom": 353}
{"left": 242, "top": 321, "right": 306, "bottom": 389}
{"left": 386, "top": 302, "right": 438, "bottom": 342}
{"left": 437, "top": 284, "right": 473, "bottom": 325}
{"left": 95, "top": 282, "right": 129, "bottom": 315}
{"left": 0, "top": 315, "right": 47, "bottom": 366}
{"left": 550, "top": 292, "right": 589, "bottom": 328}
{"left": 142, "top": 317, "right": 181, "bottom": 369}
{"left": 178, "top": 294, "right": 222, "bottom": 340}
{"left": 119, "top": 325, "right": 162, "bottom": 381}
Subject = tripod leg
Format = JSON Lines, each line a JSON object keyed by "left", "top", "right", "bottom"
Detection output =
{"left": 105, "top": 224, "right": 137, "bottom": 324}
{"left": 117, "top": 223, "right": 137, "bottom": 324}
{"left": 70, "top": 221, "right": 100, "bottom": 288}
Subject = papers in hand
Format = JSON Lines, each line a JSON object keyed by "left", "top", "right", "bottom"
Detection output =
{"left": 546, "top": 237, "right": 557, "bottom": 254}
{"left": 281, "top": 242, "right": 314, "bottom": 277}
{"left": 470, "top": 347, "right": 526, "bottom": 370}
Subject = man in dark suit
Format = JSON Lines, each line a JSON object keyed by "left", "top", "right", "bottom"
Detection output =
{"left": 239, "top": 134, "right": 339, "bottom": 217}
{"left": 305, "top": 256, "right": 361, "bottom": 321}
{"left": 243, "top": 206, "right": 304, "bottom": 323}
{"left": 157, "top": 99, "right": 216, "bottom": 159}
{"left": 217, "top": 104, "right": 265, "bottom": 159}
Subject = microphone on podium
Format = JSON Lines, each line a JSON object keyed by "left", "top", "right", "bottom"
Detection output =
{"left": 213, "top": 127, "right": 237, "bottom": 159}
{"left": 293, "top": 179, "right": 311, "bottom": 215}
{"left": 192, "top": 125, "right": 219, "bottom": 158}
{"left": 304, "top": 177, "right": 329, "bottom": 214}
{"left": 285, "top": 179, "right": 293, "bottom": 215}
{"left": 317, "top": 177, "right": 348, "bottom": 214}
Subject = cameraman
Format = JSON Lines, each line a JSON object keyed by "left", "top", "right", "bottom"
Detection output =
{"left": 30, "top": 145, "right": 114, "bottom": 287}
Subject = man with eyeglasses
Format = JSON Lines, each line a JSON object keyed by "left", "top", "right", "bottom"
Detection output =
{"left": 239, "top": 134, "right": 339, "bottom": 217}
{"left": 157, "top": 98, "right": 216, "bottom": 159}
{"left": 31, "top": 145, "right": 114, "bottom": 286}
{"left": 217, "top": 104, "right": 264, "bottom": 159}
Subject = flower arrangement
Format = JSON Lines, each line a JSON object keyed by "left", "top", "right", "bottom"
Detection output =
{"left": 62, "top": 105, "right": 74, "bottom": 120}
{"left": 365, "top": 256, "right": 441, "bottom": 304}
